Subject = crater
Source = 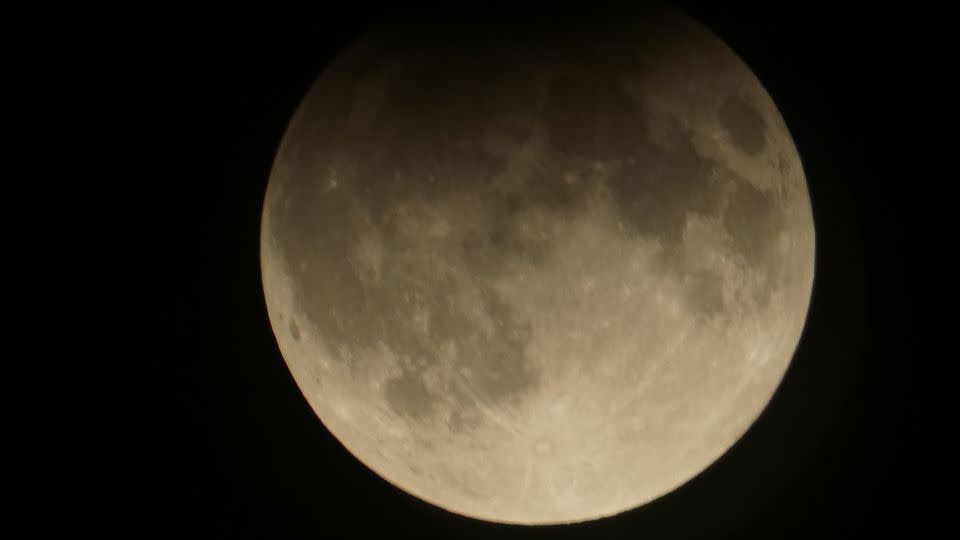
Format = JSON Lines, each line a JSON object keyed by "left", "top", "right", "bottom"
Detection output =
{"left": 289, "top": 320, "right": 300, "bottom": 342}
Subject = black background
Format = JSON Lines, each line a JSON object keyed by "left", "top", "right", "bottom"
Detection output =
{"left": 13, "top": 1, "right": 942, "bottom": 538}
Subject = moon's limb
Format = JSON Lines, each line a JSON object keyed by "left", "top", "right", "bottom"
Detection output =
{"left": 261, "top": 7, "right": 814, "bottom": 525}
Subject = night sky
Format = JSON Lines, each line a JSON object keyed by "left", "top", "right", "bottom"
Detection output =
{"left": 13, "top": 1, "right": 941, "bottom": 538}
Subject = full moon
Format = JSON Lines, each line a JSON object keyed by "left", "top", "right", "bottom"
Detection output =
{"left": 260, "top": 6, "right": 815, "bottom": 525}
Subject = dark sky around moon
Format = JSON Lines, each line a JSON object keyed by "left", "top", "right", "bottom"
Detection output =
{"left": 11, "top": 1, "right": 946, "bottom": 538}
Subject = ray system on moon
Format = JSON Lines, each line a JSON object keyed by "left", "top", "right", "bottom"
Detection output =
{"left": 260, "top": 6, "right": 815, "bottom": 525}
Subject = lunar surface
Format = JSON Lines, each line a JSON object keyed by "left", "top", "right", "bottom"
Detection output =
{"left": 260, "top": 7, "right": 815, "bottom": 525}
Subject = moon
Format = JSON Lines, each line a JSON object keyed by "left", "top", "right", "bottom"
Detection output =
{"left": 260, "top": 6, "right": 815, "bottom": 525}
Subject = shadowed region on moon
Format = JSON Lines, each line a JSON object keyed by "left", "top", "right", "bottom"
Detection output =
{"left": 261, "top": 5, "right": 815, "bottom": 525}
{"left": 718, "top": 94, "right": 769, "bottom": 155}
